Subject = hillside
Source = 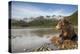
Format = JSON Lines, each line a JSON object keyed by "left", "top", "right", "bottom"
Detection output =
{"left": 69, "top": 11, "right": 78, "bottom": 25}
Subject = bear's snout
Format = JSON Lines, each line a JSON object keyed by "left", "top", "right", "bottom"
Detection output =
{"left": 56, "top": 25, "right": 61, "bottom": 30}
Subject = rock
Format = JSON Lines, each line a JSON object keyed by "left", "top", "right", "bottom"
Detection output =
{"left": 50, "top": 36, "right": 78, "bottom": 49}
{"left": 32, "top": 44, "right": 53, "bottom": 51}
{"left": 60, "top": 40, "right": 78, "bottom": 49}
{"left": 50, "top": 36, "right": 62, "bottom": 45}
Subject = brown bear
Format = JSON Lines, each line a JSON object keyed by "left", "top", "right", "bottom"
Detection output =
{"left": 56, "top": 18, "right": 78, "bottom": 41}
{"left": 50, "top": 18, "right": 78, "bottom": 49}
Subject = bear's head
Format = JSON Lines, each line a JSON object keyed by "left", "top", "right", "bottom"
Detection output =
{"left": 56, "top": 18, "right": 71, "bottom": 30}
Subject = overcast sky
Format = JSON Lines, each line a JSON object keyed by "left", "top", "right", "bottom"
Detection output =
{"left": 11, "top": 1, "right": 78, "bottom": 19}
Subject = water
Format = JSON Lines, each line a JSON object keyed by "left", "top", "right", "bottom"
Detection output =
{"left": 11, "top": 28, "right": 60, "bottom": 52}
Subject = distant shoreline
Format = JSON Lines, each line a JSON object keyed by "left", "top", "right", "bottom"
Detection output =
{"left": 11, "top": 26, "right": 78, "bottom": 29}
{"left": 11, "top": 26, "right": 55, "bottom": 29}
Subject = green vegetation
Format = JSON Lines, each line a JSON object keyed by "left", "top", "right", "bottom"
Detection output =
{"left": 28, "top": 19, "right": 57, "bottom": 27}
{"left": 11, "top": 16, "right": 58, "bottom": 28}
{"left": 10, "top": 11, "right": 78, "bottom": 28}
{"left": 11, "top": 19, "right": 29, "bottom": 27}
{"left": 69, "top": 11, "right": 78, "bottom": 25}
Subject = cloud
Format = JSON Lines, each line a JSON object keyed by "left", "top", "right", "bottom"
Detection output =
{"left": 12, "top": 4, "right": 50, "bottom": 18}
{"left": 12, "top": 3, "right": 76, "bottom": 19}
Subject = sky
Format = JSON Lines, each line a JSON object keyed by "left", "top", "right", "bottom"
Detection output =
{"left": 11, "top": 1, "right": 78, "bottom": 19}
